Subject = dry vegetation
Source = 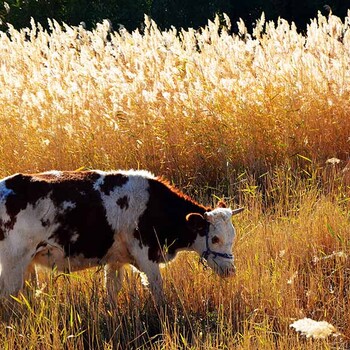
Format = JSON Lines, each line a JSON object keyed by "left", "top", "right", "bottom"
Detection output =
{"left": 0, "top": 11, "right": 350, "bottom": 349}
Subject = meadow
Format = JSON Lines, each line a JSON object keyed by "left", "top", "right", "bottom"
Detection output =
{"left": 0, "top": 11, "right": 350, "bottom": 349}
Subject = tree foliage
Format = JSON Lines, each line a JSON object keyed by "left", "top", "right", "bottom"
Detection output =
{"left": 0, "top": 0, "right": 350, "bottom": 32}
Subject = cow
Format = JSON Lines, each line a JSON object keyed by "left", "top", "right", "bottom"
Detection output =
{"left": 0, "top": 170, "right": 243, "bottom": 304}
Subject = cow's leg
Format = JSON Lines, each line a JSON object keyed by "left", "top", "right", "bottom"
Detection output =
{"left": 0, "top": 249, "right": 32, "bottom": 297}
{"left": 104, "top": 263, "right": 125, "bottom": 297}
{"left": 134, "top": 258, "right": 164, "bottom": 305}
{"left": 0, "top": 227, "right": 47, "bottom": 297}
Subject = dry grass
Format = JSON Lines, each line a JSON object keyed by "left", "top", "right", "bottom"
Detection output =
{"left": 0, "top": 12, "right": 350, "bottom": 349}
{"left": 0, "top": 172, "right": 349, "bottom": 349}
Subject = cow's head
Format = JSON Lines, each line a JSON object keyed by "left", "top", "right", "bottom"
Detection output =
{"left": 187, "top": 202, "right": 243, "bottom": 277}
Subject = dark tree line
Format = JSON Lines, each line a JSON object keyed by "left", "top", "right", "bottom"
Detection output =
{"left": 1, "top": 0, "right": 350, "bottom": 32}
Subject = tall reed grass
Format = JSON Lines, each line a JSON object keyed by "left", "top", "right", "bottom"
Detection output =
{"left": 1, "top": 12, "right": 350, "bottom": 183}
{"left": 0, "top": 11, "right": 350, "bottom": 349}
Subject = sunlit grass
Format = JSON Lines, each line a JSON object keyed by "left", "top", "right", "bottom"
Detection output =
{"left": 0, "top": 11, "right": 350, "bottom": 349}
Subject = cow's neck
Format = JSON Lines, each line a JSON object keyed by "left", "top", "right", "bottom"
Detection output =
{"left": 163, "top": 201, "right": 207, "bottom": 258}
{"left": 136, "top": 178, "right": 209, "bottom": 263}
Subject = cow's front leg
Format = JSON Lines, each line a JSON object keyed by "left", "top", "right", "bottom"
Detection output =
{"left": 135, "top": 259, "right": 165, "bottom": 306}
{"left": 0, "top": 250, "right": 31, "bottom": 297}
{"left": 0, "top": 266, "right": 24, "bottom": 298}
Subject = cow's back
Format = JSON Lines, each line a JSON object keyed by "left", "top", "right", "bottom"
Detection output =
{"left": 0, "top": 170, "right": 153, "bottom": 261}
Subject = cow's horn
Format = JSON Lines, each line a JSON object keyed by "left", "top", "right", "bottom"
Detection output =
{"left": 232, "top": 207, "right": 244, "bottom": 215}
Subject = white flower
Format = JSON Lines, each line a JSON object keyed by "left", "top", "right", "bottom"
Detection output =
{"left": 290, "top": 318, "right": 340, "bottom": 339}
{"left": 326, "top": 157, "right": 340, "bottom": 165}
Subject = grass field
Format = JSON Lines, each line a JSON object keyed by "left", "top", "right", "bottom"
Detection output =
{"left": 0, "top": 12, "right": 350, "bottom": 349}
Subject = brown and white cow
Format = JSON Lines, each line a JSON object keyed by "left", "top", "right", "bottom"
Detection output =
{"left": 0, "top": 170, "right": 243, "bottom": 303}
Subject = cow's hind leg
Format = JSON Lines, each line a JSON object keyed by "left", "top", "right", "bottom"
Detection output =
{"left": 104, "top": 263, "right": 125, "bottom": 297}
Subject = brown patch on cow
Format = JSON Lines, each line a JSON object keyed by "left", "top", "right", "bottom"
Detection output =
{"left": 5, "top": 174, "right": 48, "bottom": 216}
{"left": 0, "top": 220, "right": 5, "bottom": 240}
{"left": 4, "top": 171, "right": 116, "bottom": 259}
{"left": 186, "top": 213, "right": 208, "bottom": 234}
{"left": 134, "top": 178, "right": 210, "bottom": 263}
{"left": 100, "top": 174, "right": 129, "bottom": 195}
{"left": 3, "top": 172, "right": 103, "bottom": 235}
{"left": 117, "top": 196, "right": 129, "bottom": 210}
{"left": 46, "top": 174, "right": 115, "bottom": 259}
{"left": 31, "top": 171, "right": 100, "bottom": 184}
{"left": 41, "top": 218, "right": 50, "bottom": 227}
{"left": 2, "top": 174, "right": 52, "bottom": 237}
{"left": 3, "top": 172, "right": 101, "bottom": 234}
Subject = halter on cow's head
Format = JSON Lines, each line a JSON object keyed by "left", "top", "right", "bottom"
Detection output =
{"left": 187, "top": 202, "right": 243, "bottom": 277}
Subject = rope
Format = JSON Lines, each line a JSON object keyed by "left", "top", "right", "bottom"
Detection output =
{"left": 199, "top": 223, "right": 233, "bottom": 268}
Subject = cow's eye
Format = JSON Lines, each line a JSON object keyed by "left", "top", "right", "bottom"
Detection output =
{"left": 211, "top": 236, "right": 220, "bottom": 244}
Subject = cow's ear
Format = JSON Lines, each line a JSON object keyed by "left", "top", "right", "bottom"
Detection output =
{"left": 217, "top": 200, "right": 227, "bottom": 208}
{"left": 186, "top": 213, "right": 206, "bottom": 233}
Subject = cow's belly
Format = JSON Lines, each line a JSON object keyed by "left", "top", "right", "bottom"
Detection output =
{"left": 32, "top": 247, "right": 101, "bottom": 272}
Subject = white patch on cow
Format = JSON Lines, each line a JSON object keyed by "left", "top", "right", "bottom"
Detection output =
{"left": 70, "top": 232, "right": 79, "bottom": 243}
{"left": 10, "top": 198, "right": 56, "bottom": 246}
{"left": 61, "top": 201, "right": 76, "bottom": 210}
{"left": 127, "top": 243, "right": 164, "bottom": 303}
{"left": 0, "top": 196, "right": 58, "bottom": 296}
{"left": 92, "top": 172, "right": 105, "bottom": 191}
{"left": 130, "top": 266, "right": 149, "bottom": 287}
{"left": 97, "top": 170, "right": 151, "bottom": 235}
